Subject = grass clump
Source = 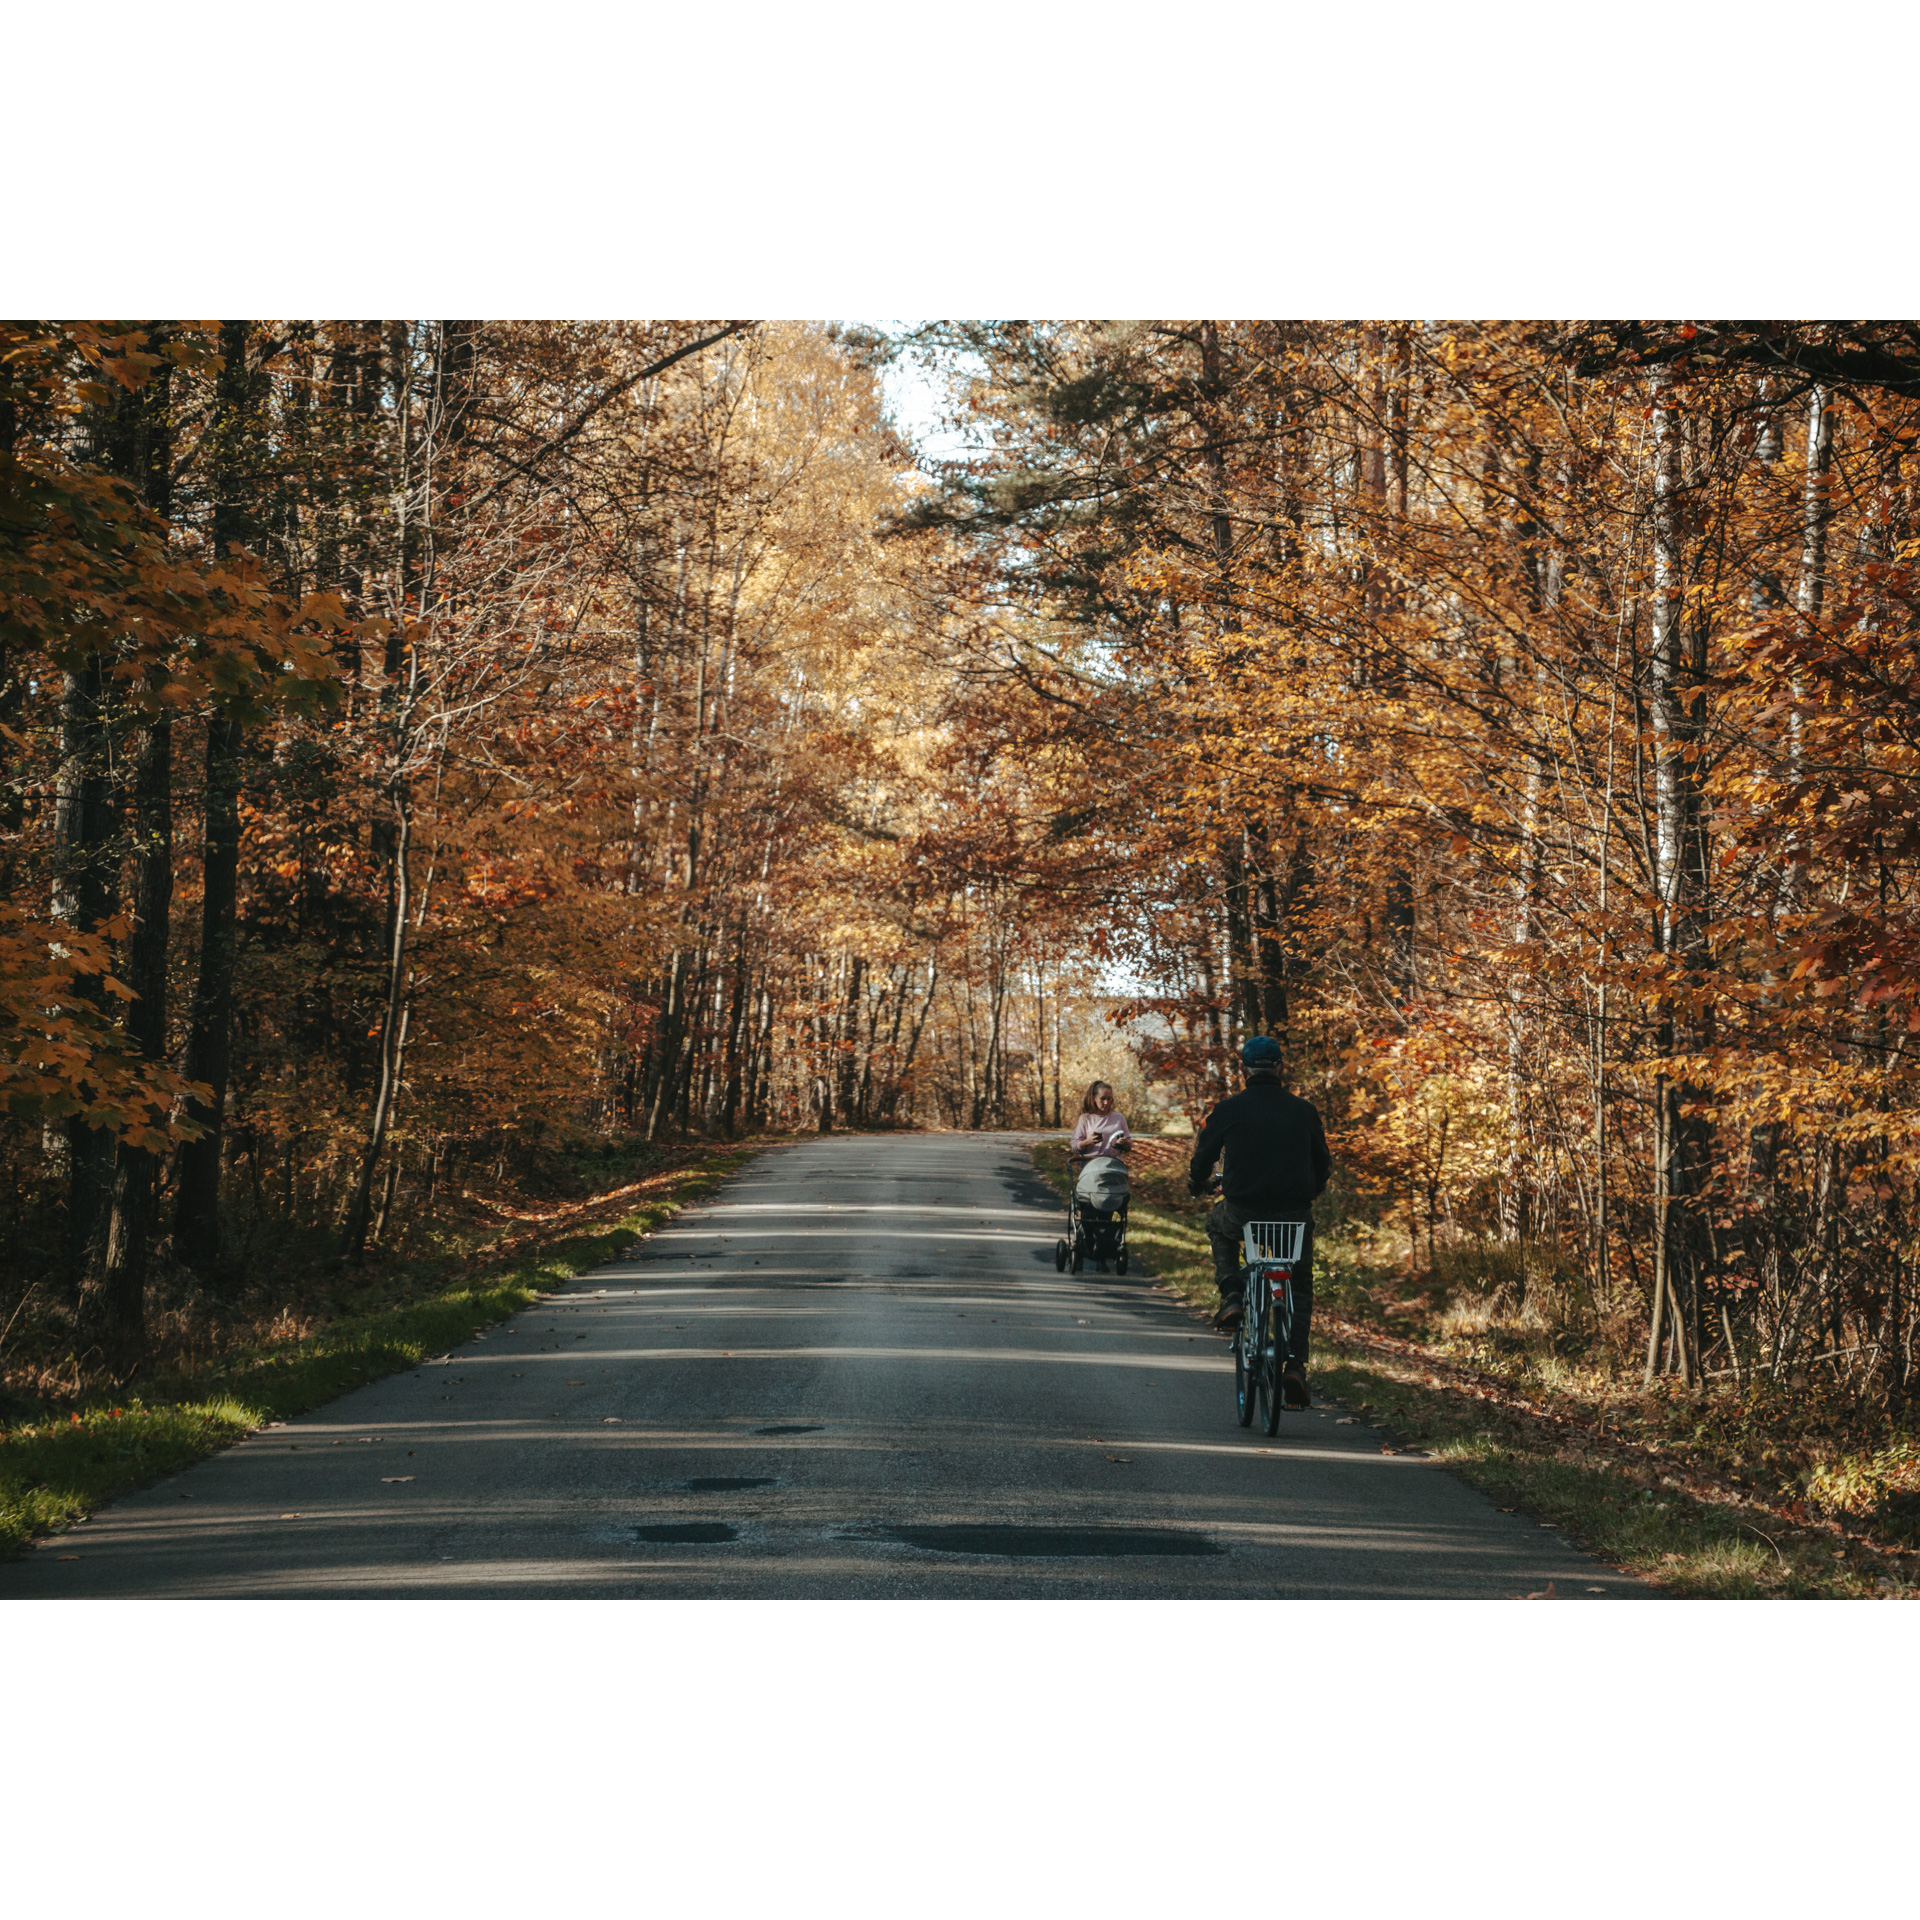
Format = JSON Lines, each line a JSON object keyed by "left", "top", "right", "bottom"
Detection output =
{"left": 1305, "top": 1345, "right": 1886, "bottom": 1599}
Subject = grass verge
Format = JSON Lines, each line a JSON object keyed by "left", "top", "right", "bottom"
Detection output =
{"left": 1030, "top": 1138, "right": 1910, "bottom": 1599}
{"left": 0, "top": 1143, "right": 757, "bottom": 1560}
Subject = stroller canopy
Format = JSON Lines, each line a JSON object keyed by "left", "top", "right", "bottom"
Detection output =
{"left": 1074, "top": 1153, "right": 1130, "bottom": 1211}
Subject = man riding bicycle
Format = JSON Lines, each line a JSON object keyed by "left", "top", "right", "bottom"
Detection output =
{"left": 1187, "top": 1035, "right": 1331, "bottom": 1409}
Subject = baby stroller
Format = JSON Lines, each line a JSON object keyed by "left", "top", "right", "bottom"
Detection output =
{"left": 1055, "top": 1152, "right": 1130, "bottom": 1274}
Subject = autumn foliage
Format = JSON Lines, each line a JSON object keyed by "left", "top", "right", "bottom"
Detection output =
{"left": 896, "top": 319, "right": 1920, "bottom": 1411}
{"left": 0, "top": 319, "right": 1107, "bottom": 1384}
{"left": 9, "top": 315, "right": 1920, "bottom": 1433}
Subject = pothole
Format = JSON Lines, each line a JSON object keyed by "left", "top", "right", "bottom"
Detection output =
{"left": 753, "top": 1424, "right": 824, "bottom": 1436}
{"left": 687, "top": 1476, "right": 775, "bottom": 1492}
{"left": 632, "top": 1522, "right": 739, "bottom": 1545}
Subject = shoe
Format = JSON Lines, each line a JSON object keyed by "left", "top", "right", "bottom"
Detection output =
{"left": 1281, "top": 1362, "right": 1310, "bottom": 1409}
{"left": 1212, "top": 1295, "right": 1245, "bottom": 1332}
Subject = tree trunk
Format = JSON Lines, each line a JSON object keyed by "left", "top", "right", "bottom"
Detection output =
{"left": 1050, "top": 973, "right": 1062, "bottom": 1128}
{"left": 88, "top": 708, "right": 171, "bottom": 1372}
{"left": 174, "top": 321, "right": 256, "bottom": 1275}
{"left": 895, "top": 958, "right": 941, "bottom": 1124}
{"left": 837, "top": 952, "right": 864, "bottom": 1128}
{"left": 172, "top": 713, "right": 243, "bottom": 1273}
{"left": 340, "top": 789, "right": 413, "bottom": 1262}
{"left": 72, "top": 341, "right": 173, "bottom": 1356}
{"left": 1643, "top": 369, "right": 1715, "bottom": 1383}
{"left": 1220, "top": 833, "right": 1258, "bottom": 1040}
{"left": 718, "top": 924, "right": 750, "bottom": 1137}
{"left": 1500, "top": 445, "right": 1548, "bottom": 1243}
{"left": 1790, "top": 383, "right": 1834, "bottom": 796}
{"left": 53, "top": 650, "right": 120, "bottom": 1297}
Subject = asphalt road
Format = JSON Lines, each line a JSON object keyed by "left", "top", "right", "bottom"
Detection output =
{"left": 3, "top": 1132, "right": 1647, "bottom": 1598}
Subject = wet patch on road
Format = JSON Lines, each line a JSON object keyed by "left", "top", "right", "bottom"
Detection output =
{"left": 872, "top": 1524, "right": 1223, "bottom": 1559}
{"left": 632, "top": 1522, "right": 740, "bottom": 1544}
{"left": 686, "top": 1476, "right": 776, "bottom": 1492}
{"left": 753, "top": 1424, "right": 824, "bottom": 1435}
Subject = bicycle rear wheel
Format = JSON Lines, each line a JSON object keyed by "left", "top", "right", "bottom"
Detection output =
{"left": 1261, "top": 1273, "right": 1291, "bottom": 1435}
{"left": 1260, "top": 1327, "right": 1284, "bottom": 1434}
{"left": 1234, "top": 1270, "right": 1259, "bottom": 1427}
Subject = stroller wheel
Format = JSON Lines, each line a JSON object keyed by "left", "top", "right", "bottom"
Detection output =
{"left": 1054, "top": 1239, "right": 1068, "bottom": 1272}
{"left": 1116, "top": 1250, "right": 1129, "bottom": 1275}
{"left": 1071, "top": 1245, "right": 1084, "bottom": 1272}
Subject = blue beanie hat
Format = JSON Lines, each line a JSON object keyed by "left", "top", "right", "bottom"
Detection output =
{"left": 1240, "top": 1035, "right": 1282, "bottom": 1068}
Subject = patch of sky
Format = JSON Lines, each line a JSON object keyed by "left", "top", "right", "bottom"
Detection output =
{"left": 862, "top": 321, "right": 993, "bottom": 470}
{"left": 855, "top": 323, "right": 1158, "bottom": 1004}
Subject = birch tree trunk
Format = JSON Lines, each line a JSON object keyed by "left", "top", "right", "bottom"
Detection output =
{"left": 1791, "top": 383, "right": 1834, "bottom": 794}
{"left": 341, "top": 320, "right": 462, "bottom": 1261}
{"left": 1500, "top": 442, "right": 1545, "bottom": 1244}
{"left": 1641, "top": 369, "right": 1721, "bottom": 1384}
{"left": 1643, "top": 368, "right": 1693, "bottom": 1383}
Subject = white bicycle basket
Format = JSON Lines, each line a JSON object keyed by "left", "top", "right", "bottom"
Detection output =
{"left": 1241, "top": 1219, "right": 1306, "bottom": 1268}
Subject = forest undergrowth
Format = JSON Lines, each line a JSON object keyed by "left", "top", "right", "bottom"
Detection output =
{"left": 0, "top": 1133, "right": 762, "bottom": 1557}
{"left": 1033, "top": 1138, "right": 1920, "bottom": 1599}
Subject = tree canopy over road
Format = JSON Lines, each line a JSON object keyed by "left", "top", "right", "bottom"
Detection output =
{"left": 5, "top": 318, "right": 1919, "bottom": 1480}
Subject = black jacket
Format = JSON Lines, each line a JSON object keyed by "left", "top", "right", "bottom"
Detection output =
{"left": 1187, "top": 1076, "right": 1331, "bottom": 1211}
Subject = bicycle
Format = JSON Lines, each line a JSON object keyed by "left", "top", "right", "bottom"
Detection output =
{"left": 1232, "top": 1218, "right": 1306, "bottom": 1437}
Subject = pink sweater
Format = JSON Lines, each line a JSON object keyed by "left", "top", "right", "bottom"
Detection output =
{"left": 1069, "top": 1112, "right": 1132, "bottom": 1159}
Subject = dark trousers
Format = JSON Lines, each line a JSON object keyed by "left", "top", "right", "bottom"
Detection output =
{"left": 1208, "top": 1198, "right": 1314, "bottom": 1365}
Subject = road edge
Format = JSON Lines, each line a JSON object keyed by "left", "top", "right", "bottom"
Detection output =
{"left": 0, "top": 1142, "right": 760, "bottom": 1561}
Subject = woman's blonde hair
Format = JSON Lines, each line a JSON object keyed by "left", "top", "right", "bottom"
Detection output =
{"left": 1079, "top": 1080, "right": 1113, "bottom": 1117}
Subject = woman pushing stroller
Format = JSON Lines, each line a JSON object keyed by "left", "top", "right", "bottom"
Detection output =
{"left": 1061, "top": 1081, "right": 1132, "bottom": 1273}
{"left": 1070, "top": 1080, "right": 1132, "bottom": 1165}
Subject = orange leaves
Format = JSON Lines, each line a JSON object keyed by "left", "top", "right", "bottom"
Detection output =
{"left": 294, "top": 590, "right": 349, "bottom": 628}
{"left": 0, "top": 902, "right": 210, "bottom": 1141}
